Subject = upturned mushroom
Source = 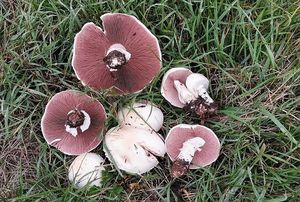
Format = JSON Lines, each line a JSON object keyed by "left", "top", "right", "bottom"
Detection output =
{"left": 41, "top": 90, "right": 106, "bottom": 155}
{"left": 161, "top": 67, "right": 218, "bottom": 119}
{"left": 104, "top": 102, "right": 166, "bottom": 174}
{"left": 72, "top": 13, "right": 161, "bottom": 95}
{"left": 117, "top": 101, "right": 164, "bottom": 132}
{"left": 68, "top": 152, "right": 105, "bottom": 188}
{"left": 165, "top": 124, "right": 220, "bottom": 177}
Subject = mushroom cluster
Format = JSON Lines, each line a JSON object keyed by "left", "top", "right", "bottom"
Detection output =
{"left": 104, "top": 102, "right": 166, "bottom": 175}
{"left": 41, "top": 12, "right": 223, "bottom": 190}
{"left": 161, "top": 67, "right": 218, "bottom": 119}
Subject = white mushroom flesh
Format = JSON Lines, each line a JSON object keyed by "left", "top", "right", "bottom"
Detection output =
{"left": 185, "top": 73, "right": 209, "bottom": 92}
{"left": 173, "top": 80, "right": 196, "bottom": 104}
{"left": 186, "top": 73, "right": 214, "bottom": 104}
{"left": 176, "top": 137, "right": 206, "bottom": 163}
{"left": 117, "top": 102, "right": 164, "bottom": 132}
{"left": 104, "top": 126, "right": 166, "bottom": 175}
{"left": 173, "top": 73, "right": 214, "bottom": 105}
{"left": 65, "top": 110, "right": 91, "bottom": 137}
{"left": 68, "top": 153, "right": 105, "bottom": 188}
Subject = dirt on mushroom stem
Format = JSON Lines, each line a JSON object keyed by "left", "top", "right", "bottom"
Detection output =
{"left": 183, "top": 97, "right": 218, "bottom": 123}
{"left": 103, "top": 50, "right": 127, "bottom": 70}
{"left": 65, "top": 109, "right": 85, "bottom": 127}
{"left": 171, "top": 159, "right": 190, "bottom": 178}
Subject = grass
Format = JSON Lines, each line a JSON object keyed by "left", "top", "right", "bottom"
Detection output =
{"left": 1, "top": 0, "right": 300, "bottom": 201}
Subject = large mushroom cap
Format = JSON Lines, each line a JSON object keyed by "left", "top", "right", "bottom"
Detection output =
{"left": 41, "top": 90, "right": 106, "bottom": 155}
{"left": 68, "top": 152, "right": 105, "bottom": 188}
{"left": 117, "top": 101, "right": 164, "bottom": 132}
{"left": 104, "top": 126, "right": 166, "bottom": 175}
{"left": 72, "top": 13, "right": 161, "bottom": 95}
{"left": 161, "top": 67, "right": 193, "bottom": 108}
{"left": 165, "top": 124, "right": 220, "bottom": 169}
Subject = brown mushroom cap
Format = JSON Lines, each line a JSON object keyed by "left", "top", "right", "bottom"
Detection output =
{"left": 161, "top": 67, "right": 193, "bottom": 108}
{"left": 41, "top": 90, "right": 106, "bottom": 155}
{"left": 165, "top": 124, "right": 220, "bottom": 169}
{"left": 72, "top": 13, "right": 161, "bottom": 94}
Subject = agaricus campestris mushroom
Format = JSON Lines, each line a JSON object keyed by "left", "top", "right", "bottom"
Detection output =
{"left": 161, "top": 67, "right": 218, "bottom": 119}
{"left": 104, "top": 101, "right": 165, "bottom": 174}
{"left": 41, "top": 90, "right": 106, "bottom": 155}
{"left": 69, "top": 152, "right": 105, "bottom": 188}
{"left": 165, "top": 124, "right": 220, "bottom": 177}
{"left": 72, "top": 13, "right": 161, "bottom": 95}
{"left": 104, "top": 126, "right": 165, "bottom": 175}
{"left": 117, "top": 101, "right": 164, "bottom": 132}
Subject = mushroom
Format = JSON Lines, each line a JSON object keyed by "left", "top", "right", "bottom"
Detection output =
{"left": 165, "top": 124, "right": 220, "bottom": 177}
{"left": 104, "top": 102, "right": 166, "bottom": 174}
{"left": 72, "top": 13, "right": 161, "bottom": 95}
{"left": 68, "top": 152, "right": 105, "bottom": 188}
{"left": 104, "top": 126, "right": 165, "bottom": 175}
{"left": 161, "top": 67, "right": 218, "bottom": 119}
{"left": 41, "top": 90, "right": 106, "bottom": 155}
{"left": 117, "top": 101, "right": 163, "bottom": 132}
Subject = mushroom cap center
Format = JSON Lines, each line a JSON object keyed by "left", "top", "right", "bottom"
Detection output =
{"left": 66, "top": 109, "right": 85, "bottom": 128}
{"left": 103, "top": 43, "right": 131, "bottom": 71}
{"left": 65, "top": 110, "right": 91, "bottom": 137}
{"left": 103, "top": 50, "right": 127, "bottom": 69}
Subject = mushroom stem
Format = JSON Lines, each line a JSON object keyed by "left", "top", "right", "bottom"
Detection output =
{"left": 103, "top": 43, "right": 131, "bottom": 70}
{"left": 65, "top": 109, "right": 91, "bottom": 137}
{"left": 173, "top": 75, "right": 217, "bottom": 119}
{"left": 173, "top": 80, "right": 196, "bottom": 104}
{"left": 66, "top": 109, "right": 85, "bottom": 127}
{"left": 171, "top": 137, "right": 205, "bottom": 177}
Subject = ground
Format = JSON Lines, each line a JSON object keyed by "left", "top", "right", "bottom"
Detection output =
{"left": 1, "top": 0, "right": 300, "bottom": 201}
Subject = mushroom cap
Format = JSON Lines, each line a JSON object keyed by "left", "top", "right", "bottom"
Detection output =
{"left": 41, "top": 90, "right": 106, "bottom": 155}
{"left": 185, "top": 73, "right": 209, "bottom": 94}
{"left": 165, "top": 124, "right": 220, "bottom": 169}
{"left": 104, "top": 126, "right": 166, "bottom": 175}
{"left": 68, "top": 153, "right": 105, "bottom": 188}
{"left": 117, "top": 101, "right": 164, "bottom": 132}
{"left": 161, "top": 67, "right": 193, "bottom": 108}
{"left": 72, "top": 13, "right": 161, "bottom": 94}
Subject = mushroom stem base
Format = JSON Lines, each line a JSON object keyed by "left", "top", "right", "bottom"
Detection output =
{"left": 103, "top": 50, "right": 127, "bottom": 70}
{"left": 171, "top": 159, "right": 190, "bottom": 178}
{"left": 183, "top": 97, "right": 218, "bottom": 119}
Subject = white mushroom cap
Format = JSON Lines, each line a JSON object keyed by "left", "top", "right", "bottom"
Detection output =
{"left": 68, "top": 153, "right": 105, "bottom": 188}
{"left": 117, "top": 102, "right": 164, "bottom": 132}
{"left": 104, "top": 126, "right": 166, "bottom": 175}
{"left": 185, "top": 73, "right": 209, "bottom": 94}
{"left": 186, "top": 73, "right": 214, "bottom": 104}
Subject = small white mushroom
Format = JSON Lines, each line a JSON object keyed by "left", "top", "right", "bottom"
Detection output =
{"left": 171, "top": 73, "right": 214, "bottom": 105}
{"left": 185, "top": 73, "right": 214, "bottom": 104}
{"left": 68, "top": 153, "right": 105, "bottom": 188}
{"left": 104, "top": 126, "right": 166, "bottom": 175}
{"left": 117, "top": 102, "right": 164, "bottom": 132}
